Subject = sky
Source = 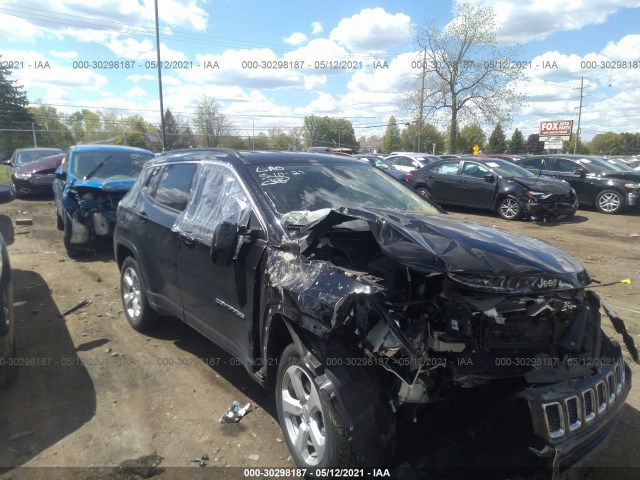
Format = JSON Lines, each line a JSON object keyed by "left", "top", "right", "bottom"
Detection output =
{"left": 1, "top": 0, "right": 640, "bottom": 143}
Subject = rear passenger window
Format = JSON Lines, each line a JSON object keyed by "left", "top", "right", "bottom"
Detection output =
{"left": 432, "top": 161, "right": 459, "bottom": 175}
{"left": 152, "top": 163, "right": 197, "bottom": 211}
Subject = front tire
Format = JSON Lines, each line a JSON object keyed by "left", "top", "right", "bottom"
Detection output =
{"left": 63, "top": 213, "right": 84, "bottom": 258}
{"left": 120, "top": 256, "right": 158, "bottom": 332}
{"left": 276, "top": 344, "right": 353, "bottom": 470}
{"left": 498, "top": 196, "right": 523, "bottom": 220}
{"left": 595, "top": 189, "right": 624, "bottom": 214}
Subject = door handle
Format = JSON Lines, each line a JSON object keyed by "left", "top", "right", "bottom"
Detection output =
{"left": 179, "top": 232, "right": 195, "bottom": 248}
{"left": 458, "top": 179, "right": 466, "bottom": 183}
{"left": 135, "top": 211, "right": 148, "bottom": 223}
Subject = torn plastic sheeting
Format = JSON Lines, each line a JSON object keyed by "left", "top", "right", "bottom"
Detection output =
{"left": 265, "top": 250, "right": 381, "bottom": 334}
{"left": 172, "top": 163, "right": 251, "bottom": 245}
{"left": 299, "top": 207, "right": 587, "bottom": 289}
{"left": 219, "top": 401, "right": 252, "bottom": 423}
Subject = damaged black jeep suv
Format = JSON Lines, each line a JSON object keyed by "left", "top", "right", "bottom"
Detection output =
{"left": 114, "top": 149, "right": 636, "bottom": 476}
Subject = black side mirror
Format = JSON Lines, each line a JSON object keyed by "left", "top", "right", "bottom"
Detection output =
{"left": 54, "top": 169, "right": 67, "bottom": 181}
{"left": 2, "top": 160, "right": 12, "bottom": 166}
{"left": 573, "top": 168, "right": 587, "bottom": 178}
{"left": 210, "top": 221, "right": 239, "bottom": 267}
{"left": 484, "top": 173, "right": 496, "bottom": 183}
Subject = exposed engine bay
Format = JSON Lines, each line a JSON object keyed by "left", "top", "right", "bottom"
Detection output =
{"left": 63, "top": 186, "right": 127, "bottom": 243}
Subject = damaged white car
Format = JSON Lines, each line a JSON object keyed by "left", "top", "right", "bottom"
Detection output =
{"left": 113, "top": 149, "right": 637, "bottom": 477}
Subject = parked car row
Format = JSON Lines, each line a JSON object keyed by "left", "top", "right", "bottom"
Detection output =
{"left": 2, "top": 146, "right": 638, "bottom": 475}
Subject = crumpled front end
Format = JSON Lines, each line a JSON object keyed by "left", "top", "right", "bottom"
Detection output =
{"left": 63, "top": 183, "right": 130, "bottom": 244}
{"left": 265, "top": 207, "right": 637, "bottom": 469}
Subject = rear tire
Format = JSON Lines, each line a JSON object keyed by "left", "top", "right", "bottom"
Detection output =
{"left": 276, "top": 344, "right": 353, "bottom": 470}
{"left": 120, "top": 256, "right": 158, "bottom": 332}
{"left": 415, "top": 186, "right": 432, "bottom": 200}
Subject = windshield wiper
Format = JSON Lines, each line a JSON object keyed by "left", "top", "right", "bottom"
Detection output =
{"left": 83, "top": 155, "right": 112, "bottom": 180}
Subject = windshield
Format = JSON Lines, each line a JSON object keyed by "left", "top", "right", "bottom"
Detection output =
{"left": 15, "top": 149, "right": 61, "bottom": 166}
{"left": 484, "top": 159, "right": 535, "bottom": 178}
{"left": 71, "top": 151, "right": 154, "bottom": 180}
{"left": 252, "top": 162, "right": 439, "bottom": 226}
{"left": 576, "top": 157, "right": 634, "bottom": 174}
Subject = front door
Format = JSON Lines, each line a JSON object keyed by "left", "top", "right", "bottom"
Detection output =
{"left": 175, "top": 163, "right": 266, "bottom": 365}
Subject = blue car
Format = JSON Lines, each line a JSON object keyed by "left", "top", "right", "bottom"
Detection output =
{"left": 53, "top": 144, "right": 154, "bottom": 257}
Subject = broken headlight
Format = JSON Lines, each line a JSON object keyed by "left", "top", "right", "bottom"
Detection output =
{"left": 525, "top": 190, "right": 552, "bottom": 201}
{"left": 13, "top": 172, "right": 32, "bottom": 180}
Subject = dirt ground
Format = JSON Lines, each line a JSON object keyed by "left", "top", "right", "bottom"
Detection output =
{"left": 0, "top": 195, "right": 639, "bottom": 480}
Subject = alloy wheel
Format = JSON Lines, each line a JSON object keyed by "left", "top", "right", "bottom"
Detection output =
{"left": 598, "top": 192, "right": 621, "bottom": 213}
{"left": 122, "top": 266, "right": 142, "bottom": 321}
{"left": 280, "top": 364, "right": 326, "bottom": 466}
{"left": 500, "top": 197, "right": 520, "bottom": 219}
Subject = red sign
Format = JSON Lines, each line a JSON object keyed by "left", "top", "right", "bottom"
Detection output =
{"left": 539, "top": 120, "right": 573, "bottom": 136}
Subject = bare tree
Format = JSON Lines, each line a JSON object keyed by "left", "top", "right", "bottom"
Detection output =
{"left": 404, "top": 3, "right": 525, "bottom": 153}
{"left": 193, "top": 96, "right": 235, "bottom": 147}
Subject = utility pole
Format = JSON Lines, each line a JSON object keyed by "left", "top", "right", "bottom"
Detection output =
{"left": 574, "top": 77, "right": 584, "bottom": 154}
{"left": 417, "top": 47, "right": 427, "bottom": 153}
{"left": 32, "top": 122, "right": 37, "bottom": 147}
{"left": 154, "top": 0, "right": 165, "bottom": 152}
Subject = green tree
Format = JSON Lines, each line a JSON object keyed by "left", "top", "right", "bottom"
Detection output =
{"left": 526, "top": 134, "right": 543, "bottom": 154}
{"left": 563, "top": 137, "right": 589, "bottom": 154}
{"left": 457, "top": 124, "right": 485, "bottom": 153}
{"left": 381, "top": 116, "right": 402, "bottom": 153}
{"left": 0, "top": 61, "right": 34, "bottom": 156}
{"left": 487, "top": 123, "right": 506, "bottom": 153}
{"left": 163, "top": 109, "right": 179, "bottom": 150}
{"left": 29, "top": 105, "right": 74, "bottom": 149}
{"left": 400, "top": 122, "right": 445, "bottom": 153}
{"left": 113, "top": 132, "right": 149, "bottom": 149}
{"left": 588, "top": 132, "right": 625, "bottom": 156}
{"left": 303, "top": 116, "right": 358, "bottom": 150}
{"left": 193, "top": 96, "right": 234, "bottom": 147}
{"left": 508, "top": 128, "right": 525, "bottom": 154}
{"left": 404, "top": 3, "right": 525, "bottom": 153}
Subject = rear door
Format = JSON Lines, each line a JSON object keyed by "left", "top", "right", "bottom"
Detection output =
{"left": 427, "top": 160, "right": 462, "bottom": 203}
{"left": 134, "top": 162, "right": 197, "bottom": 315}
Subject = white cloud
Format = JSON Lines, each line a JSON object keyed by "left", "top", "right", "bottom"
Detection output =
{"left": 283, "top": 32, "right": 308, "bottom": 45}
{"left": 0, "top": 13, "right": 43, "bottom": 42}
{"left": 458, "top": 0, "right": 640, "bottom": 44}
{"left": 329, "top": 8, "right": 411, "bottom": 52}
{"left": 49, "top": 50, "right": 78, "bottom": 60}
{"left": 126, "top": 74, "right": 156, "bottom": 82}
{"left": 124, "top": 87, "right": 149, "bottom": 98}
{"left": 311, "top": 21, "right": 323, "bottom": 35}
{"left": 5, "top": 50, "right": 108, "bottom": 93}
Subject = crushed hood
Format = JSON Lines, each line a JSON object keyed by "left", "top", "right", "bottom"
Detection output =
{"left": 510, "top": 177, "right": 572, "bottom": 194}
{"left": 70, "top": 178, "right": 136, "bottom": 192}
{"left": 301, "top": 208, "right": 588, "bottom": 288}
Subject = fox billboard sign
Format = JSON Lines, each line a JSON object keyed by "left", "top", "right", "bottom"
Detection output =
{"left": 539, "top": 120, "right": 573, "bottom": 137}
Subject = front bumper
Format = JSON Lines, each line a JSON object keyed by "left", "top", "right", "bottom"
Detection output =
{"left": 12, "top": 174, "right": 55, "bottom": 194}
{"left": 526, "top": 356, "right": 631, "bottom": 478}
{"left": 527, "top": 198, "right": 578, "bottom": 219}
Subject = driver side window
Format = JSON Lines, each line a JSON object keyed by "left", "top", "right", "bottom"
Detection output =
{"left": 555, "top": 158, "right": 579, "bottom": 173}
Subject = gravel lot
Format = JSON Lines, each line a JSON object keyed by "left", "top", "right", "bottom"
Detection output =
{"left": 1, "top": 196, "right": 639, "bottom": 479}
